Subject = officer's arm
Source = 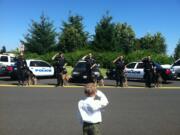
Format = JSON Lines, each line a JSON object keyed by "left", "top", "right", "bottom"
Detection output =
{"left": 82, "top": 55, "right": 88, "bottom": 60}
{"left": 91, "top": 90, "right": 109, "bottom": 111}
{"left": 91, "top": 63, "right": 97, "bottom": 69}
{"left": 113, "top": 57, "right": 119, "bottom": 64}
{"left": 52, "top": 53, "right": 59, "bottom": 60}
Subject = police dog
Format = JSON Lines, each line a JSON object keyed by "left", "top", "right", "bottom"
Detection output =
{"left": 123, "top": 76, "right": 128, "bottom": 87}
{"left": 154, "top": 69, "right": 163, "bottom": 88}
{"left": 26, "top": 70, "right": 37, "bottom": 85}
{"left": 123, "top": 70, "right": 128, "bottom": 87}
{"left": 62, "top": 73, "right": 70, "bottom": 86}
{"left": 94, "top": 75, "right": 104, "bottom": 87}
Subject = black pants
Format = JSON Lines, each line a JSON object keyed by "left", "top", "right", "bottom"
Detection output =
{"left": 17, "top": 69, "right": 26, "bottom": 85}
{"left": 87, "top": 70, "right": 93, "bottom": 83}
{"left": 115, "top": 71, "right": 124, "bottom": 87}
{"left": 144, "top": 70, "right": 153, "bottom": 88}
{"left": 57, "top": 72, "right": 63, "bottom": 86}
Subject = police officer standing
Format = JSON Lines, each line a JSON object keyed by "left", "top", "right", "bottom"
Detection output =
{"left": 113, "top": 55, "right": 125, "bottom": 87}
{"left": 83, "top": 53, "right": 96, "bottom": 83}
{"left": 52, "top": 53, "right": 67, "bottom": 86}
{"left": 142, "top": 56, "right": 155, "bottom": 88}
{"left": 17, "top": 54, "right": 27, "bottom": 86}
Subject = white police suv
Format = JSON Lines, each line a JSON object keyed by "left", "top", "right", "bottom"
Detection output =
{"left": 107, "top": 61, "right": 172, "bottom": 81}
{"left": 26, "top": 59, "right": 54, "bottom": 77}
{"left": 171, "top": 58, "right": 180, "bottom": 79}
{"left": 0, "top": 53, "right": 16, "bottom": 66}
{"left": 125, "top": 62, "right": 144, "bottom": 79}
{"left": 106, "top": 62, "right": 144, "bottom": 80}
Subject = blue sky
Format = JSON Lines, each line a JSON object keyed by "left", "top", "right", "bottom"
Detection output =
{"left": 0, "top": 0, "right": 180, "bottom": 55}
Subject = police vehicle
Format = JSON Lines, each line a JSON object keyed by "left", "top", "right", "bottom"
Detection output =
{"left": 10, "top": 59, "right": 54, "bottom": 79}
{"left": 171, "top": 58, "right": 180, "bottom": 79}
{"left": 106, "top": 62, "right": 172, "bottom": 82}
{"left": 0, "top": 53, "right": 16, "bottom": 66}
{"left": 71, "top": 60, "right": 100, "bottom": 82}
{"left": 26, "top": 59, "right": 54, "bottom": 77}
{"left": 0, "top": 63, "right": 7, "bottom": 76}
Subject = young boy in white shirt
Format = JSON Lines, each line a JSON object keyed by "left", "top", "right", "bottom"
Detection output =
{"left": 78, "top": 83, "right": 109, "bottom": 135}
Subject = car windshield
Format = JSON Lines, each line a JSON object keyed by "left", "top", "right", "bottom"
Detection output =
{"left": 74, "top": 62, "right": 86, "bottom": 71}
{"left": 154, "top": 63, "right": 162, "bottom": 69}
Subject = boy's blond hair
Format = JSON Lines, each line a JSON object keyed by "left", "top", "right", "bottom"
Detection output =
{"left": 84, "top": 83, "right": 97, "bottom": 96}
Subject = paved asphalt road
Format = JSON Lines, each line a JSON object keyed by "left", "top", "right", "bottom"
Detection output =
{"left": 0, "top": 87, "right": 180, "bottom": 135}
{"left": 0, "top": 77, "right": 180, "bottom": 87}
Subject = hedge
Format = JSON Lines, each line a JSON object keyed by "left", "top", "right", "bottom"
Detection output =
{"left": 24, "top": 49, "right": 173, "bottom": 68}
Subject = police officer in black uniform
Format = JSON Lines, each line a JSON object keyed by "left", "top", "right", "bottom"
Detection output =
{"left": 84, "top": 53, "right": 96, "bottom": 83}
{"left": 17, "top": 54, "right": 27, "bottom": 86}
{"left": 142, "top": 56, "right": 155, "bottom": 88}
{"left": 53, "top": 53, "right": 67, "bottom": 86}
{"left": 113, "top": 55, "right": 125, "bottom": 87}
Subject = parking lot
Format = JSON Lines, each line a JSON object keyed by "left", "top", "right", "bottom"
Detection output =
{"left": 0, "top": 86, "right": 180, "bottom": 135}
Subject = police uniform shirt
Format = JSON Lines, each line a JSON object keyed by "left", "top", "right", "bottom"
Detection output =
{"left": 115, "top": 59, "right": 125, "bottom": 71}
{"left": 78, "top": 90, "right": 109, "bottom": 124}
{"left": 17, "top": 58, "right": 27, "bottom": 70}
{"left": 85, "top": 57, "right": 95, "bottom": 70}
{"left": 142, "top": 59, "right": 155, "bottom": 70}
{"left": 56, "top": 57, "right": 66, "bottom": 71}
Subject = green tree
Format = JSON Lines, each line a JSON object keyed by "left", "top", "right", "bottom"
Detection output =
{"left": 58, "top": 15, "right": 88, "bottom": 52}
{"left": 139, "top": 33, "right": 153, "bottom": 50}
{"left": 174, "top": 40, "right": 180, "bottom": 60}
{"left": 93, "top": 13, "right": 115, "bottom": 51}
{"left": 113, "top": 23, "right": 135, "bottom": 54}
{"left": 152, "top": 32, "right": 166, "bottom": 54}
{"left": 138, "top": 32, "right": 166, "bottom": 54}
{"left": 21, "top": 14, "right": 57, "bottom": 54}
{"left": 1, "top": 46, "right": 6, "bottom": 53}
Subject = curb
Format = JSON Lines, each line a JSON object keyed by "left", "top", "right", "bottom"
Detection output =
{"left": 0, "top": 84, "right": 180, "bottom": 89}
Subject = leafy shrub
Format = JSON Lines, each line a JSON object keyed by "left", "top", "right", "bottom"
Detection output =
{"left": 24, "top": 50, "right": 173, "bottom": 68}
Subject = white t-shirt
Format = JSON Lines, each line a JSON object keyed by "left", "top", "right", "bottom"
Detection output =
{"left": 78, "top": 90, "right": 109, "bottom": 124}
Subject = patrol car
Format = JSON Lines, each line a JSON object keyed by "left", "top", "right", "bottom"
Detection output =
{"left": 26, "top": 59, "right": 54, "bottom": 77}
{"left": 10, "top": 59, "right": 54, "bottom": 79}
{"left": 171, "top": 58, "right": 180, "bottom": 79}
{"left": 106, "top": 62, "right": 172, "bottom": 82}
{"left": 71, "top": 60, "right": 100, "bottom": 82}
{"left": 0, "top": 53, "right": 16, "bottom": 66}
{"left": 0, "top": 63, "right": 7, "bottom": 76}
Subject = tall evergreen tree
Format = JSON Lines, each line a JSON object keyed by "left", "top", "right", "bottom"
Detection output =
{"left": 93, "top": 13, "right": 115, "bottom": 51}
{"left": 21, "top": 14, "right": 56, "bottom": 54}
{"left": 1, "top": 46, "right": 6, "bottom": 53}
{"left": 58, "top": 15, "right": 88, "bottom": 52}
{"left": 174, "top": 40, "right": 180, "bottom": 60}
